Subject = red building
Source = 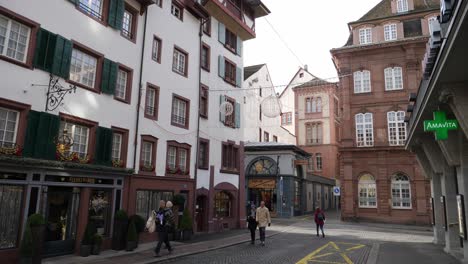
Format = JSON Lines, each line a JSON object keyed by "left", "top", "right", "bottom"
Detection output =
{"left": 331, "top": 0, "right": 438, "bottom": 224}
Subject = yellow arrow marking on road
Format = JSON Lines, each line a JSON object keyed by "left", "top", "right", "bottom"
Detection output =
{"left": 296, "top": 241, "right": 366, "bottom": 264}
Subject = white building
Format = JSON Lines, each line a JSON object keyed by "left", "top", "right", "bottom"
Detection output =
{"left": 242, "top": 64, "right": 295, "bottom": 144}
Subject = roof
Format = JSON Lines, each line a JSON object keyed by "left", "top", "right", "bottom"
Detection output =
{"left": 244, "top": 64, "right": 265, "bottom": 80}
{"left": 354, "top": 0, "right": 439, "bottom": 24}
{"left": 293, "top": 78, "right": 337, "bottom": 89}
{"left": 244, "top": 142, "right": 310, "bottom": 157}
{"left": 278, "top": 68, "right": 316, "bottom": 97}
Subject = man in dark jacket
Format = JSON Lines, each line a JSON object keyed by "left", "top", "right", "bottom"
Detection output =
{"left": 247, "top": 204, "right": 257, "bottom": 244}
{"left": 154, "top": 200, "right": 172, "bottom": 257}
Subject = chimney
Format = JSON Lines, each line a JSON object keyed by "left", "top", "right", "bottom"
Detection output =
{"left": 304, "top": 64, "right": 308, "bottom": 72}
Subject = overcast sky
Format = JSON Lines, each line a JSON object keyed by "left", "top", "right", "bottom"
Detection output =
{"left": 244, "top": 0, "right": 382, "bottom": 92}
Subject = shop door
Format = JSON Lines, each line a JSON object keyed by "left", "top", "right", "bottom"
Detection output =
{"left": 44, "top": 187, "right": 78, "bottom": 257}
{"left": 196, "top": 195, "right": 207, "bottom": 232}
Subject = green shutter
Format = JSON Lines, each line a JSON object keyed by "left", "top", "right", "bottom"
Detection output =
{"left": 236, "top": 36, "right": 242, "bottom": 56}
{"left": 33, "top": 28, "right": 57, "bottom": 72}
{"left": 51, "top": 36, "right": 72, "bottom": 79}
{"left": 95, "top": 127, "right": 113, "bottom": 165}
{"left": 101, "top": 59, "right": 118, "bottom": 95}
{"left": 235, "top": 102, "right": 240, "bottom": 128}
{"left": 22, "top": 110, "right": 41, "bottom": 157}
{"left": 33, "top": 112, "right": 60, "bottom": 160}
{"left": 236, "top": 66, "right": 242, "bottom": 88}
{"left": 218, "top": 56, "right": 225, "bottom": 79}
{"left": 218, "top": 22, "right": 225, "bottom": 44}
{"left": 108, "top": 0, "right": 125, "bottom": 29}
{"left": 219, "top": 95, "right": 225, "bottom": 123}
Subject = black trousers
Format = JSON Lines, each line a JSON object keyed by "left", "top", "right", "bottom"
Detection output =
{"left": 316, "top": 223, "right": 324, "bottom": 235}
{"left": 259, "top": 227, "right": 266, "bottom": 242}
{"left": 155, "top": 230, "right": 171, "bottom": 254}
{"left": 249, "top": 227, "right": 256, "bottom": 241}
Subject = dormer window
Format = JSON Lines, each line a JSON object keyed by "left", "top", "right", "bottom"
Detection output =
{"left": 384, "top": 24, "right": 397, "bottom": 41}
{"left": 359, "top": 28, "right": 372, "bottom": 44}
{"left": 397, "top": 0, "right": 408, "bottom": 13}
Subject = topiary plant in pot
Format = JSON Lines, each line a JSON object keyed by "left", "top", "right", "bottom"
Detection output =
{"left": 129, "top": 214, "right": 145, "bottom": 246}
{"left": 112, "top": 210, "right": 128, "bottom": 250}
{"left": 25, "top": 214, "right": 45, "bottom": 264}
{"left": 91, "top": 234, "right": 103, "bottom": 255}
{"left": 126, "top": 219, "right": 137, "bottom": 251}
{"left": 19, "top": 224, "right": 33, "bottom": 264}
{"left": 179, "top": 208, "right": 193, "bottom": 241}
{"left": 81, "top": 222, "right": 96, "bottom": 257}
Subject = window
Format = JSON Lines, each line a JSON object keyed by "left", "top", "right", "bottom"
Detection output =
{"left": 203, "top": 17, "right": 211, "bottom": 35}
{"left": 225, "top": 28, "right": 237, "bottom": 52}
{"left": 112, "top": 133, "right": 122, "bottom": 161}
{"left": 198, "top": 138, "right": 209, "bottom": 170}
{"left": 171, "top": 95, "right": 189, "bottom": 129}
{"left": 224, "top": 59, "right": 236, "bottom": 85}
{"left": 222, "top": 97, "right": 236, "bottom": 128}
{"left": 214, "top": 191, "right": 231, "bottom": 217}
{"left": 397, "top": 0, "right": 408, "bottom": 13}
{"left": 384, "top": 24, "right": 397, "bottom": 41}
{"left": 353, "top": 70, "right": 371, "bottom": 93}
{"left": 152, "top": 36, "right": 162, "bottom": 63}
{"left": 201, "top": 43, "right": 210, "bottom": 71}
{"left": 316, "top": 97, "right": 322, "bottom": 112}
{"left": 0, "top": 107, "right": 19, "bottom": 148}
{"left": 359, "top": 174, "right": 377, "bottom": 208}
{"left": 60, "top": 122, "right": 89, "bottom": 158}
{"left": 114, "top": 68, "right": 128, "bottom": 101}
{"left": 0, "top": 184, "right": 24, "bottom": 249}
{"left": 78, "top": 0, "right": 104, "bottom": 20}
{"left": 0, "top": 14, "right": 31, "bottom": 63}
{"left": 141, "top": 141, "right": 153, "bottom": 167}
{"left": 387, "top": 111, "right": 407, "bottom": 146}
{"left": 88, "top": 190, "right": 111, "bottom": 235}
{"left": 200, "top": 85, "right": 209, "bottom": 118}
{"left": 306, "top": 98, "right": 312, "bottom": 113}
{"left": 173, "top": 47, "right": 188, "bottom": 76}
{"left": 359, "top": 28, "right": 372, "bottom": 44}
{"left": 391, "top": 173, "right": 411, "bottom": 208}
{"left": 428, "top": 16, "right": 438, "bottom": 34}
{"left": 221, "top": 141, "right": 239, "bottom": 173}
{"left": 281, "top": 112, "right": 292, "bottom": 125}
{"left": 355, "top": 113, "right": 374, "bottom": 147}
{"left": 264, "top": 131, "right": 269, "bottom": 142}
{"left": 144, "top": 84, "right": 159, "bottom": 120}
{"left": 259, "top": 105, "right": 262, "bottom": 121}
{"left": 306, "top": 123, "right": 322, "bottom": 144}
{"left": 384, "top": 67, "right": 403, "bottom": 91}
{"left": 171, "top": 2, "right": 183, "bottom": 20}
{"left": 166, "top": 141, "right": 191, "bottom": 175}
{"left": 316, "top": 153, "right": 322, "bottom": 171}
{"left": 305, "top": 97, "right": 322, "bottom": 113}
{"left": 121, "top": 7, "right": 136, "bottom": 40}
{"left": 135, "top": 190, "right": 173, "bottom": 219}
{"left": 139, "top": 135, "right": 157, "bottom": 172}
{"left": 294, "top": 181, "right": 301, "bottom": 210}
{"left": 70, "top": 48, "right": 98, "bottom": 88}
{"left": 273, "top": 136, "right": 278, "bottom": 142}
{"left": 299, "top": 72, "right": 304, "bottom": 78}
{"left": 307, "top": 156, "right": 314, "bottom": 171}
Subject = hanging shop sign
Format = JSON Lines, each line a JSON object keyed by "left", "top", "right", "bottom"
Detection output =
{"left": 424, "top": 111, "right": 459, "bottom": 140}
{"left": 45, "top": 175, "right": 114, "bottom": 185}
{"left": 248, "top": 179, "right": 276, "bottom": 189}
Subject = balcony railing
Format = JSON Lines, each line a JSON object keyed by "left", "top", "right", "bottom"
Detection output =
{"left": 215, "top": 0, "right": 255, "bottom": 33}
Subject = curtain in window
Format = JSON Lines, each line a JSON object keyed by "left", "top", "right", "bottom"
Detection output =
{"left": 0, "top": 185, "right": 23, "bottom": 249}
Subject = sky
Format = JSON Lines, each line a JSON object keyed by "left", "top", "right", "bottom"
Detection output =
{"left": 244, "top": 0, "right": 382, "bottom": 93}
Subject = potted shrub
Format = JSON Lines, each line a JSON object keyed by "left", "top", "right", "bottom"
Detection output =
{"left": 80, "top": 222, "right": 96, "bottom": 257}
{"left": 179, "top": 209, "right": 193, "bottom": 241}
{"left": 126, "top": 220, "right": 137, "bottom": 251}
{"left": 129, "top": 214, "right": 145, "bottom": 246}
{"left": 92, "top": 234, "right": 103, "bottom": 255}
{"left": 112, "top": 210, "right": 128, "bottom": 250}
{"left": 27, "top": 214, "right": 45, "bottom": 264}
{"left": 19, "top": 225, "right": 33, "bottom": 264}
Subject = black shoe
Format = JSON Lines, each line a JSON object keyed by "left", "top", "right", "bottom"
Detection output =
{"left": 251, "top": 241, "right": 254, "bottom": 245}
{"left": 168, "top": 248, "right": 173, "bottom": 254}
{"left": 316, "top": 234, "right": 319, "bottom": 237}
{"left": 322, "top": 234, "right": 325, "bottom": 238}
{"left": 154, "top": 253, "right": 161, "bottom": 258}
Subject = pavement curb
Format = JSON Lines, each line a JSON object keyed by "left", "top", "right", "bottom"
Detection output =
{"left": 366, "top": 243, "right": 380, "bottom": 264}
{"left": 141, "top": 225, "right": 298, "bottom": 264}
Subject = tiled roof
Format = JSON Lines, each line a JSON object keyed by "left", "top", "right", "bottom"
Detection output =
{"left": 355, "top": 0, "right": 439, "bottom": 23}
{"left": 244, "top": 64, "right": 265, "bottom": 80}
{"left": 294, "top": 78, "right": 336, "bottom": 89}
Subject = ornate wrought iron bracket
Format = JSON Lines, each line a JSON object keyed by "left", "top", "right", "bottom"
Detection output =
{"left": 32, "top": 74, "right": 77, "bottom": 112}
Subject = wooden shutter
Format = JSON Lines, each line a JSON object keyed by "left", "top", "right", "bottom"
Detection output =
{"left": 101, "top": 58, "right": 118, "bottom": 95}
{"left": 51, "top": 35, "right": 72, "bottom": 79}
{"left": 34, "top": 112, "right": 60, "bottom": 160}
{"left": 33, "top": 28, "right": 56, "bottom": 72}
{"left": 108, "top": 0, "right": 125, "bottom": 29}
{"left": 218, "top": 55, "right": 225, "bottom": 79}
{"left": 22, "top": 110, "right": 41, "bottom": 157}
{"left": 235, "top": 102, "right": 240, "bottom": 128}
{"left": 218, "top": 22, "right": 225, "bottom": 44}
{"left": 219, "top": 95, "right": 225, "bottom": 123}
{"left": 236, "top": 36, "right": 242, "bottom": 56}
{"left": 95, "top": 127, "right": 113, "bottom": 165}
{"left": 236, "top": 66, "right": 242, "bottom": 87}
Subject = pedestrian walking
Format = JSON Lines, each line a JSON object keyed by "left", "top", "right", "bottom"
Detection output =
{"left": 314, "top": 207, "right": 326, "bottom": 238}
{"left": 256, "top": 201, "right": 271, "bottom": 246}
{"left": 154, "top": 200, "right": 172, "bottom": 257}
{"left": 247, "top": 204, "right": 257, "bottom": 244}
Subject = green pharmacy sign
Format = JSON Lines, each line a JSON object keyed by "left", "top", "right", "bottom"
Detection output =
{"left": 424, "top": 111, "right": 459, "bottom": 140}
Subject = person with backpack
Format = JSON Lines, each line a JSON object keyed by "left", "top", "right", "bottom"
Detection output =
{"left": 314, "top": 207, "right": 326, "bottom": 238}
{"left": 154, "top": 200, "right": 172, "bottom": 257}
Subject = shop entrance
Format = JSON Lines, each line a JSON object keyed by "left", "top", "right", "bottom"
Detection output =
{"left": 248, "top": 185, "right": 277, "bottom": 217}
{"left": 196, "top": 195, "right": 208, "bottom": 232}
{"left": 44, "top": 187, "right": 78, "bottom": 257}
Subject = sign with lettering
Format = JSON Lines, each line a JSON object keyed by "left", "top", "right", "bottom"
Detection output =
{"left": 248, "top": 179, "right": 276, "bottom": 189}
{"left": 424, "top": 111, "right": 459, "bottom": 140}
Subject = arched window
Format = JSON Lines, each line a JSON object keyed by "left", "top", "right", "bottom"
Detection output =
{"left": 391, "top": 173, "right": 411, "bottom": 208}
{"left": 355, "top": 113, "right": 374, "bottom": 147}
{"left": 387, "top": 111, "right": 406, "bottom": 145}
{"left": 358, "top": 174, "right": 377, "bottom": 208}
{"left": 248, "top": 157, "right": 278, "bottom": 175}
{"left": 214, "top": 191, "right": 231, "bottom": 217}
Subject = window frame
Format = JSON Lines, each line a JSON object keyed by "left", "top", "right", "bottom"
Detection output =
{"left": 384, "top": 23, "right": 397, "bottom": 41}
{"left": 0, "top": 98, "right": 30, "bottom": 149}
{"left": 171, "top": 94, "right": 190, "bottom": 130}
{"left": 353, "top": 70, "right": 371, "bottom": 94}
{"left": 144, "top": 83, "right": 159, "bottom": 121}
{"left": 198, "top": 138, "right": 210, "bottom": 170}
{"left": 358, "top": 174, "right": 377, "bottom": 208}
{"left": 171, "top": 1, "right": 184, "bottom": 21}
{"left": 152, "top": 35, "right": 162, "bottom": 63}
{"left": 111, "top": 126, "right": 129, "bottom": 167}
{"left": 114, "top": 64, "right": 133, "bottom": 104}
{"left": 223, "top": 58, "right": 237, "bottom": 86}
{"left": 316, "top": 153, "right": 322, "bottom": 171}
{"left": 203, "top": 17, "right": 211, "bottom": 36}
{"left": 69, "top": 41, "right": 104, "bottom": 93}
{"left": 391, "top": 174, "right": 412, "bottom": 209}
{"left": 384, "top": 67, "right": 403, "bottom": 91}
{"left": 221, "top": 141, "right": 239, "bottom": 174}
{"left": 264, "top": 131, "right": 269, "bottom": 142}
{"left": 223, "top": 96, "right": 236, "bottom": 128}
{"left": 121, "top": 3, "right": 138, "bottom": 42}
{"left": 273, "top": 135, "right": 278, "bottom": 142}
{"left": 201, "top": 42, "right": 210, "bottom": 72}
{"left": 200, "top": 85, "right": 209, "bottom": 119}
{"left": 59, "top": 113, "right": 98, "bottom": 160}
{"left": 0, "top": 7, "right": 39, "bottom": 69}
{"left": 387, "top": 111, "right": 407, "bottom": 146}
{"left": 0, "top": 107, "right": 20, "bottom": 148}
{"left": 172, "top": 46, "right": 188, "bottom": 77}
{"left": 305, "top": 122, "right": 323, "bottom": 145}
{"left": 397, "top": 0, "right": 409, "bottom": 13}
{"left": 75, "top": 0, "right": 109, "bottom": 24}
{"left": 166, "top": 140, "right": 191, "bottom": 176}
{"left": 281, "top": 112, "right": 292, "bottom": 125}
{"left": 224, "top": 28, "right": 237, "bottom": 53}
{"left": 355, "top": 113, "right": 374, "bottom": 147}
{"left": 359, "top": 28, "right": 372, "bottom": 44}
{"left": 139, "top": 135, "right": 158, "bottom": 174}
{"left": 214, "top": 191, "right": 231, "bottom": 217}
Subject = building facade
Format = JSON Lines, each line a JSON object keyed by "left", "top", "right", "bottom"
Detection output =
{"left": 242, "top": 64, "right": 296, "bottom": 145}
{"left": 331, "top": 0, "right": 437, "bottom": 224}
{"left": 0, "top": 0, "right": 269, "bottom": 261}
{"left": 406, "top": 0, "right": 468, "bottom": 260}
